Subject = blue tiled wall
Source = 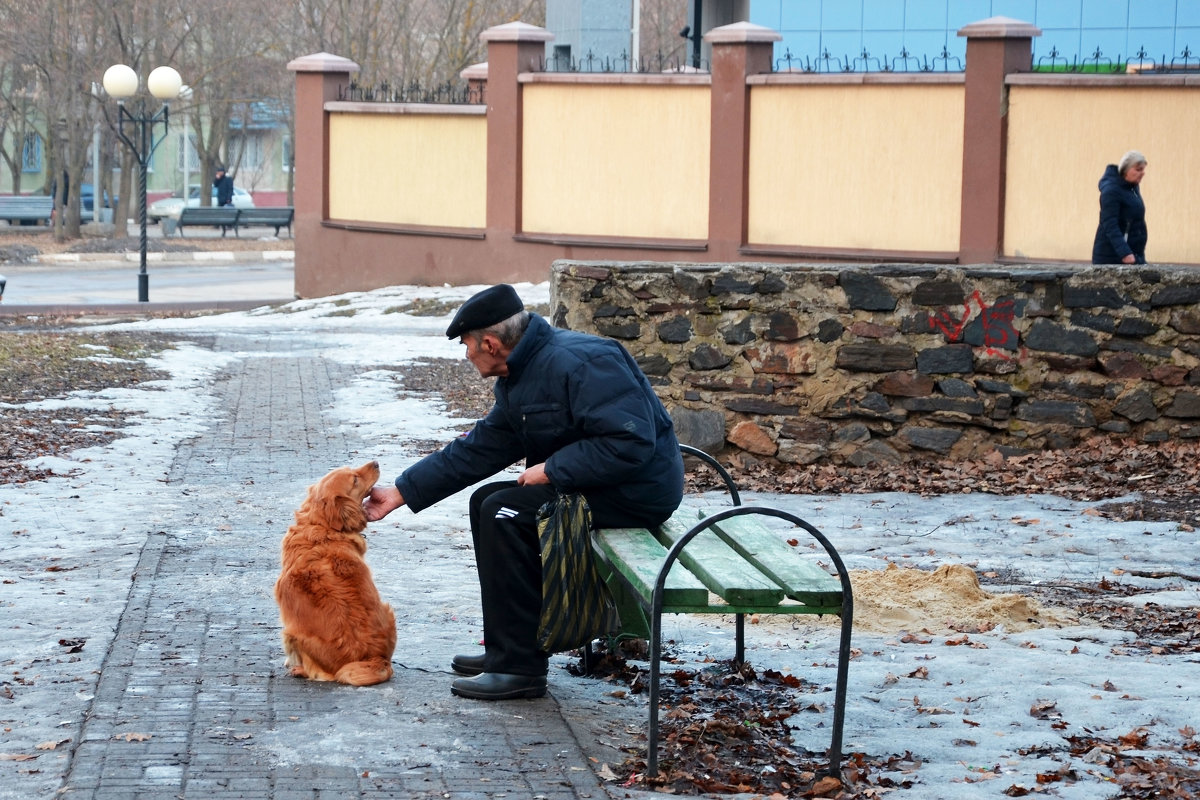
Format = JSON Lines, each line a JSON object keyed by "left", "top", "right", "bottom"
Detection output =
{"left": 751, "top": 0, "right": 1200, "bottom": 70}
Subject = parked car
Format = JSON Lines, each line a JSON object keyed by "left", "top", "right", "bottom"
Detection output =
{"left": 148, "top": 184, "right": 254, "bottom": 222}
{"left": 80, "top": 183, "right": 117, "bottom": 223}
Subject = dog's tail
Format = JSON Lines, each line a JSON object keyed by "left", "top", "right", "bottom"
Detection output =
{"left": 334, "top": 658, "right": 394, "bottom": 686}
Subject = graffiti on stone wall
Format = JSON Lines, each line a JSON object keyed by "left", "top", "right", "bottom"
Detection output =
{"left": 927, "top": 290, "right": 1023, "bottom": 359}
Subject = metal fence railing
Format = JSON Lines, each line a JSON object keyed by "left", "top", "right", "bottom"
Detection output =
{"left": 1034, "top": 44, "right": 1198, "bottom": 73}
{"left": 776, "top": 46, "right": 964, "bottom": 73}
{"left": 338, "top": 80, "right": 484, "bottom": 105}
{"left": 333, "top": 42, "right": 1196, "bottom": 102}
{"left": 538, "top": 50, "right": 709, "bottom": 74}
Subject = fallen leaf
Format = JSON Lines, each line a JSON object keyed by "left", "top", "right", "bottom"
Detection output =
{"left": 34, "top": 740, "right": 69, "bottom": 751}
{"left": 810, "top": 775, "right": 842, "bottom": 795}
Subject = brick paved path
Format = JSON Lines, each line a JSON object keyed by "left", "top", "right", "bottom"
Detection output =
{"left": 58, "top": 336, "right": 615, "bottom": 799}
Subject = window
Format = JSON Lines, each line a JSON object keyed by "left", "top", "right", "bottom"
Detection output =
{"left": 552, "top": 44, "right": 572, "bottom": 70}
{"left": 21, "top": 133, "right": 42, "bottom": 172}
{"left": 177, "top": 132, "right": 199, "bottom": 171}
{"left": 229, "top": 132, "right": 264, "bottom": 170}
{"left": 282, "top": 135, "right": 292, "bottom": 172}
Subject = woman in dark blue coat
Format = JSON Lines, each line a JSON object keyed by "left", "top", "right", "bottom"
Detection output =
{"left": 1092, "top": 150, "right": 1148, "bottom": 264}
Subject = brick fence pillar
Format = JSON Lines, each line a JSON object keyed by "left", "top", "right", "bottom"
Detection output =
{"left": 957, "top": 17, "right": 1041, "bottom": 264}
{"left": 460, "top": 62, "right": 489, "bottom": 105}
{"left": 705, "top": 22, "right": 781, "bottom": 262}
{"left": 479, "top": 22, "right": 554, "bottom": 240}
{"left": 286, "top": 52, "right": 359, "bottom": 295}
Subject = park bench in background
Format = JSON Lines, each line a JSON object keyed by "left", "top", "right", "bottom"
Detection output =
{"left": 233, "top": 207, "right": 293, "bottom": 238}
{"left": 0, "top": 195, "right": 53, "bottom": 226}
{"left": 172, "top": 206, "right": 294, "bottom": 238}
{"left": 590, "top": 445, "right": 854, "bottom": 781}
{"left": 175, "top": 206, "right": 239, "bottom": 237}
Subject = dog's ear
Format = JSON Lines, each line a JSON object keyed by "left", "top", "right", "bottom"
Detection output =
{"left": 307, "top": 469, "right": 368, "bottom": 533}
{"left": 338, "top": 496, "right": 367, "bottom": 532}
{"left": 316, "top": 492, "right": 367, "bottom": 533}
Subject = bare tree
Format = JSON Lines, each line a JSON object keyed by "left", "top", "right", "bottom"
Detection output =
{"left": 1, "top": 0, "right": 554, "bottom": 238}
{"left": 0, "top": 62, "right": 44, "bottom": 195}
{"left": 412, "top": 0, "right": 544, "bottom": 85}
{"left": 172, "top": 0, "right": 278, "bottom": 206}
{"left": 637, "top": 0, "right": 689, "bottom": 68}
{"left": 1, "top": 0, "right": 111, "bottom": 240}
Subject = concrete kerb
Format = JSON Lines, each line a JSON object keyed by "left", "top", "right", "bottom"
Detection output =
{"left": 36, "top": 249, "right": 295, "bottom": 268}
{"left": 0, "top": 299, "right": 296, "bottom": 316}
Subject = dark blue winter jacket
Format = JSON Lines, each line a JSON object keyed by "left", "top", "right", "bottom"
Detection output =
{"left": 1092, "top": 164, "right": 1147, "bottom": 264}
{"left": 396, "top": 313, "right": 684, "bottom": 528}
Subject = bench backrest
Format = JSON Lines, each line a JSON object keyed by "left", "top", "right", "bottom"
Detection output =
{"left": 0, "top": 196, "right": 53, "bottom": 212}
{"left": 179, "top": 207, "right": 238, "bottom": 222}
{"left": 237, "top": 207, "right": 293, "bottom": 222}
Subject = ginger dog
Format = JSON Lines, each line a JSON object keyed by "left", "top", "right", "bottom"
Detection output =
{"left": 274, "top": 460, "right": 396, "bottom": 685}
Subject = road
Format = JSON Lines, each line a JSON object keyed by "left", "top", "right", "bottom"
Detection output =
{"left": 0, "top": 258, "right": 295, "bottom": 306}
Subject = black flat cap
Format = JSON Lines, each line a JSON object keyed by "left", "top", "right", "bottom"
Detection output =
{"left": 445, "top": 284, "right": 525, "bottom": 339}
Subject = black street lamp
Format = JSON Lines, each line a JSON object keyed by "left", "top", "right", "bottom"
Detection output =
{"left": 102, "top": 64, "right": 183, "bottom": 302}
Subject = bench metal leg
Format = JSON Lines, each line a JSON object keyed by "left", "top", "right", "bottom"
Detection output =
{"left": 735, "top": 613, "right": 745, "bottom": 665}
{"left": 581, "top": 640, "right": 601, "bottom": 675}
{"left": 648, "top": 603, "right": 665, "bottom": 776}
{"left": 823, "top": 609, "right": 854, "bottom": 783}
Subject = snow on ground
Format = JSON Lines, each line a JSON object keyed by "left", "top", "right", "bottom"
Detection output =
{"left": 2, "top": 281, "right": 1197, "bottom": 799}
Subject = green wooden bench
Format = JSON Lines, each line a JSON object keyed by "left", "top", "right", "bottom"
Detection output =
{"left": 590, "top": 445, "right": 854, "bottom": 782}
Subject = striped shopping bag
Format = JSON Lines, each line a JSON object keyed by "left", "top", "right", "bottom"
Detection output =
{"left": 536, "top": 493, "right": 621, "bottom": 653}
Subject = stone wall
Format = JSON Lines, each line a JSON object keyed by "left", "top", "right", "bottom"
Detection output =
{"left": 550, "top": 261, "right": 1200, "bottom": 466}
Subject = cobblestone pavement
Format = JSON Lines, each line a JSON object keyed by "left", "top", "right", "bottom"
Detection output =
{"left": 57, "top": 333, "right": 619, "bottom": 799}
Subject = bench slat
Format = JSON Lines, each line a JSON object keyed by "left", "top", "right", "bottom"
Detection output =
{"left": 179, "top": 208, "right": 239, "bottom": 222}
{"left": 592, "top": 528, "right": 708, "bottom": 608}
{"left": 702, "top": 511, "right": 843, "bottom": 608}
{"left": 655, "top": 515, "right": 786, "bottom": 607}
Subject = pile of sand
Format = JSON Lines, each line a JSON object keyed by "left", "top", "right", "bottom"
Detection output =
{"left": 750, "top": 563, "right": 1072, "bottom": 636}
{"left": 844, "top": 563, "right": 1069, "bottom": 634}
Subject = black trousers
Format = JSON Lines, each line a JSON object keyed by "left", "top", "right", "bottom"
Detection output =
{"left": 469, "top": 482, "right": 558, "bottom": 675}
{"left": 468, "top": 480, "right": 666, "bottom": 675}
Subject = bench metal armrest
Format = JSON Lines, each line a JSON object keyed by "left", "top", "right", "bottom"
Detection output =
{"left": 646, "top": 504, "right": 854, "bottom": 784}
{"left": 679, "top": 443, "right": 741, "bottom": 505}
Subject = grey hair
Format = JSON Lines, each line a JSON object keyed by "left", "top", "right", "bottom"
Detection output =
{"left": 471, "top": 310, "right": 530, "bottom": 348}
{"left": 1118, "top": 150, "right": 1147, "bottom": 176}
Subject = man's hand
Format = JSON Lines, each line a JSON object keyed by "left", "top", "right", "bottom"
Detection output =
{"left": 363, "top": 484, "right": 405, "bottom": 521}
{"left": 517, "top": 462, "right": 549, "bottom": 486}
